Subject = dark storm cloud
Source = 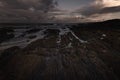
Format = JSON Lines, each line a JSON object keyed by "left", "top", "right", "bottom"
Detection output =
{"left": 0, "top": 0, "right": 57, "bottom": 12}
{"left": 74, "top": 1, "right": 120, "bottom": 16}
{"left": 99, "top": 6, "right": 120, "bottom": 14}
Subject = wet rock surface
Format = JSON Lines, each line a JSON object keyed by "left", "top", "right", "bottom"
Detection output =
{"left": 0, "top": 20, "right": 120, "bottom": 80}
{"left": 0, "top": 27, "right": 14, "bottom": 43}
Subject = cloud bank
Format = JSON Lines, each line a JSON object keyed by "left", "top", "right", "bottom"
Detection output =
{"left": 0, "top": 0, "right": 57, "bottom": 12}
{"left": 0, "top": 0, "right": 58, "bottom": 23}
{"left": 72, "top": 0, "right": 120, "bottom": 22}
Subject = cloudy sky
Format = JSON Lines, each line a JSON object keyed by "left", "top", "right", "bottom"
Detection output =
{"left": 0, "top": 0, "right": 120, "bottom": 23}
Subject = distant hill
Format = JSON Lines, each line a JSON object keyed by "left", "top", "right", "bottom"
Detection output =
{"left": 70, "top": 19, "right": 120, "bottom": 30}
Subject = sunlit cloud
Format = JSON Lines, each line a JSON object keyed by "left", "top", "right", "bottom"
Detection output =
{"left": 102, "top": 0, "right": 120, "bottom": 7}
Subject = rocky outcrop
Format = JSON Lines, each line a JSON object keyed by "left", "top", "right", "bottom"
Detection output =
{"left": 0, "top": 20, "right": 120, "bottom": 80}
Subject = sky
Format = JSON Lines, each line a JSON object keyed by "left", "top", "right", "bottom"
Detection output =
{"left": 0, "top": 0, "right": 120, "bottom": 23}
{"left": 58, "top": 0, "right": 93, "bottom": 11}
